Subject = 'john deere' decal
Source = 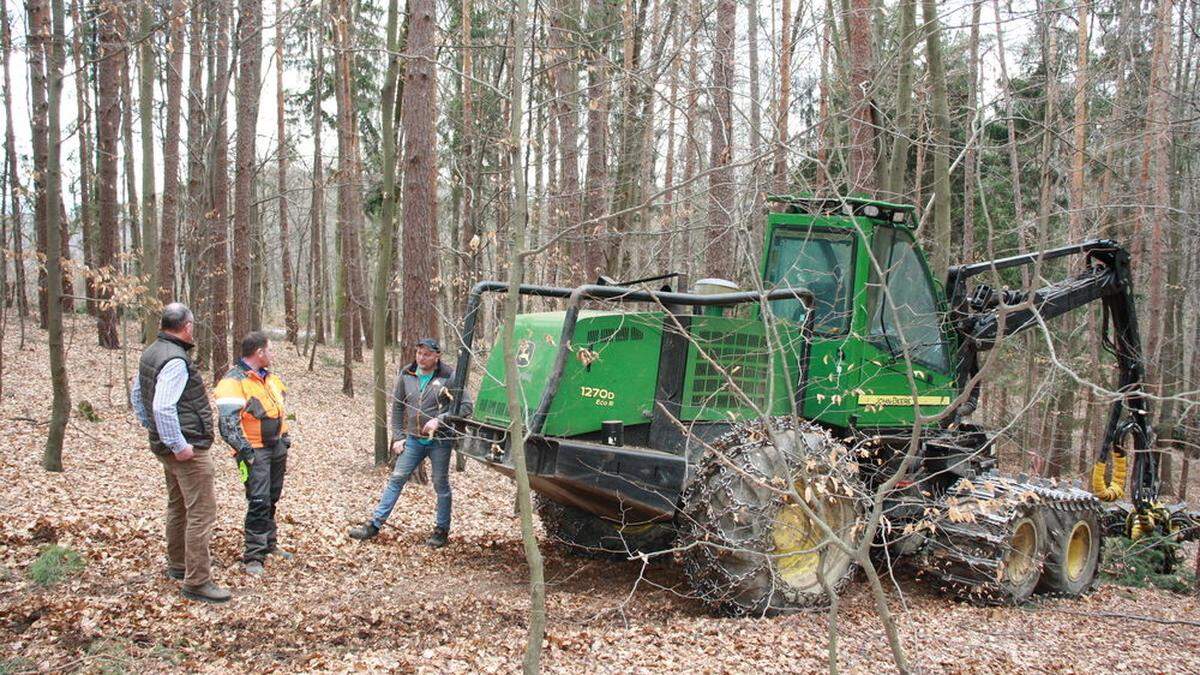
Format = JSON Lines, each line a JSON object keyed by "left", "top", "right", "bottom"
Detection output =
{"left": 857, "top": 394, "right": 950, "bottom": 406}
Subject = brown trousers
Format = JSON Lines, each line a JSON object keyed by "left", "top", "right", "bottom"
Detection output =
{"left": 157, "top": 448, "right": 216, "bottom": 587}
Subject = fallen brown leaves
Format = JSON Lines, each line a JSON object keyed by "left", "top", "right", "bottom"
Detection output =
{"left": 1, "top": 315, "right": 1199, "bottom": 673}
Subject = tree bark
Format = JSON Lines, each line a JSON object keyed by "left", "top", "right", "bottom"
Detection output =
{"left": 962, "top": 0, "right": 981, "bottom": 261}
{"left": 276, "top": 0, "right": 296, "bottom": 343}
{"left": 771, "top": 0, "right": 797, "bottom": 193}
{"left": 503, "top": 0, "right": 546, "bottom": 668}
{"left": 1141, "top": 0, "right": 1174, "bottom": 373}
{"left": 549, "top": 0, "right": 581, "bottom": 275}
{"left": 209, "top": 0, "right": 233, "bottom": 380}
{"left": 95, "top": 0, "right": 123, "bottom": 349}
{"left": 707, "top": 0, "right": 735, "bottom": 279}
{"left": 373, "top": 0, "right": 401, "bottom": 465}
{"left": 580, "top": 0, "right": 612, "bottom": 281}
{"left": 1, "top": 0, "right": 25, "bottom": 319}
{"left": 921, "top": 0, "right": 951, "bottom": 281}
{"left": 159, "top": 0, "right": 187, "bottom": 305}
{"left": 399, "top": 0, "right": 441, "bottom": 355}
{"left": 27, "top": 0, "right": 51, "bottom": 329}
{"left": 844, "top": 0, "right": 877, "bottom": 193}
{"left": 333, "top": 0, "right": 358, "bottom": 394}
{"left": 139, "top": 0, "right": 158, "bottom": 341}
{"left": 883, "top": 0, "right": 916, "bottom": 198}
{"left": 185, "top": 0, "right": 209, "bottom": 367}
{"left": 309, "top": 2, "right": 327, "bottom": 347}
{"left": 43, "top": 0, "right": 70, "bottom": 471}
{"left": 69, "top": 0, "right": 97, "bottom": 317}
{"left": 232, "top": 0, "right": 263, "bottom": 342}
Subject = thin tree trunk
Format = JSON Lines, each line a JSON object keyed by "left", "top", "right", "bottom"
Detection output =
{"left": 3, "top": 0, "right": 27, "bottom": 318}
{"left": 883, "top": 0, "right": 916, "bottom": 198}
{"left": 772, "top": 0, "right": 798, "bottom": 193}
{"left": 333, "top": 0, "right": 357, "bottom": 394}
{"left": 921, "top": 0, "right": 951, "bottom": 281}
{"left": 373, "top": 0, "right": 401, "bottom": 465}
{"left": 232, "top": 0, "right": 262, "bottom": 341}
{"left": 310, "top": 0, "right": 326, "bottom": 346}
{"left": 70, "top": 0, "right": 97, "bottom": 316}
{"left": 581, "top": 0, "right": 612, "bottom": 281}
{"left": 185, "top": 0, "right": 209, "bottom": 366}
{"left": 550, "top": 0, "right": 580, "bottom": 276}
{"left": 139, "top": 0, "right": 158, "bottom": 341}
{"left": 1141, "top": 0, "right": 1174, "bottom": 373}
{"left": 209, "top": 0, "right": 232, "bottom": 381}
{"left": 28, "top": 0, "right": 51, "bottom": 329}
{"left": 707, "top": 0, "right": 735, "bottom": 279}
{"left": 159, "top": 0, "right": 186, "bottom": 304}
{"left": 961, "top": 0, "right": 981, "bottom": 261}
{"left": 276, "top": 0, "right": 296, "bottom": 343}
{"left": 95, "top": 0, "right": 122, "bottom": 349}
{"left": 120, "top": 25, "right": 139, "bottom": 268}
{"left": 503, "top": 0, "right": 546, "bottom": 667}
{"left": 43, "top": 0, "right": 69, "bottom": 472}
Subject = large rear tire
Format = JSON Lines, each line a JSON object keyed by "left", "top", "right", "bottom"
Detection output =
{"left": 678, "top": 418, "right": 868, "bottom": 616}
{"left": 535, "top": 495, "right": 676, "bottom": 558}
{"left": 1038, "top": 506, "right": 1101, "bottom": 597}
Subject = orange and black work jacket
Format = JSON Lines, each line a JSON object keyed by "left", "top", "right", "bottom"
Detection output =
{"left": 214, "top": 360, "right": 289, "bottom": 455}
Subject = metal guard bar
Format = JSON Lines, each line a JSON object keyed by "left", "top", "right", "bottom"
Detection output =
{"left": 447, "top": 281, "right": 814, "bottom": 435}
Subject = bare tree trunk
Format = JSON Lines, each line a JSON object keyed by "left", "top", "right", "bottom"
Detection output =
{"left": 27, "top": 0, "right": 51, "bottom": 329}
{"left": 883, "top": 0, "right": 916, "bottom": 198}
{"left": 1141, "top": 0, "right": 1174, "bottom": 374}
{"left": 120, "top": 17, "right": 139, "bottom": 269}
{"left": 159, "top": 0, "right": 187, "bottom": 304}
{"left": 70, "top": 0, "right": 97, "bottom": 316}
{"left": 707, "top": 0, "right": 735, "bottom": 279}
{"left": 95, "top": 0, "right": 123, "bottom": 349}
{"left": 185, "top": 0, "right": 209, "bottom": 366}
{"left": 921, "top": 0, "right": 951, "bottom": 281}
{"left": 333, "top": 0, "right": 357, "bottom": 394}
{"left": 373, "top": 0, "right": 401, "bottom": 465}
{"left": 43, "top": 0, "right": 69, "bottom": 471}
{"left": 139, "top": 0, "right": 158, "bottom": 341}
{"left": 1, "top": 0, "right": 26, "bottom": 319}
{"left": 232, "top": 0, "right": 262, "bottom": 342}
{"left": 581, "top": 0, "right": 612, "bottom": 281}
{"left": 503, "top": 0, "right": 546, "bottom": 667}
{"left": 209, "top": 0, "right": 233, "bottom": 380}
{"left": 844, "top": 0, "right": 877, "bottom": 193}
{"left": 399, "top": 0, "right": 441, "bottom": 354}
{"left": 310, "top": 0, "right": 326, "bottom": 347}
{"left": 962, "top": 0, "right": 981, "bottom": 261}
{"left": 549, "top": 0, "right": 581, "bottom": 277}
{"left": 771, "top": 0, "right": 797, "bottom": 193}
{"left": 276, "top": 0, "right": 296, "bottom": 343}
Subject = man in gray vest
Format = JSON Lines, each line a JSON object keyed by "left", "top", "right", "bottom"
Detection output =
{"left": 130, "top": 303, "right": 230, "bottom": 603}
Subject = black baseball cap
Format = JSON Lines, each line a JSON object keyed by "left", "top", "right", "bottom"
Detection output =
{"left": 416, "top": 338, "right": 441, "bottom": 353}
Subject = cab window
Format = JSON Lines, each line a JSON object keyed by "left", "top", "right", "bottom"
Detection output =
{"left": 764, "top": 228, "right": 855, "bottom": 335}
{"left": 866, "top": 227, "right": 950, "bottom": 372}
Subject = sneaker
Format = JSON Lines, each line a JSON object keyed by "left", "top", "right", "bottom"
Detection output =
{"left": 244, "top": 561, "right": 265, "bottom": 577}
{"left": 166, "top": 568, "right": 185, "bottom": 581}
{"left": 426, "top": 527, "right": 448, "bottom": 548}
{"left": 181, "top": 581, "right": 232, "bottom": 603}
{"left": 268, "top": 547, "right": 294, "bottom": 561}
{"left": 348, "top": 523, "right": 379, "bottom": 541}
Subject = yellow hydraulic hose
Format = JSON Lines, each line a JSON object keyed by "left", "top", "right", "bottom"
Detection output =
{"left": 1091, "top": 450, "right": 1127, "bottom": 502}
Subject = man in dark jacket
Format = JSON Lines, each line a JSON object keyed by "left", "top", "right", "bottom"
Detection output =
{"left": 349, "top": 338, "right": 472, "bottom": 547}
{"left": 130, "top": 303, "right": 230, "bottom": 603}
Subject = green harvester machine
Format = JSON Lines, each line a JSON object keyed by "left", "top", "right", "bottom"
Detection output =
{"left": 446, "top": 196, "right": 1198, "bottom": 615}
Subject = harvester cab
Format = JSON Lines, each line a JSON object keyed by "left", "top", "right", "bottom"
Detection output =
{"left": 444, "top": 195, "right": 1197, "bottom": 615}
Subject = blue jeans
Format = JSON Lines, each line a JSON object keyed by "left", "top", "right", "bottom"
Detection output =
{"left": 370, "top": 437, "right": 452, "bottom": 531}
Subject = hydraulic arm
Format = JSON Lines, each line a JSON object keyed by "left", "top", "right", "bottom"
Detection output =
{"left": 947, "top": 240, "right": 1162, "bottom": 535}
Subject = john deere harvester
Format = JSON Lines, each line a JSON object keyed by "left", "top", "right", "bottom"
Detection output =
{"left": 445, "top": 196, "right": 1197, "bottom": 615}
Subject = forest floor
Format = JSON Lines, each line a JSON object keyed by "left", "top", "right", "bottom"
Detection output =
{"left": 2, "top": 314, "right": 1199, "bottom": 673}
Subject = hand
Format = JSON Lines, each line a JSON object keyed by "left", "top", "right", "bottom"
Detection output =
{"left": 422, "top": 418, "right": 440, "bottom": 438}
{"left": 391, "top": 440, "right": 404, "bottom": 454}
{"left": 175, "top": 444, "right": 195, "bottom": 462}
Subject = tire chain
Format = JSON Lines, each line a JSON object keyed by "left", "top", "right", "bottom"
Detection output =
{"left": 915, "top": 470, "right": 1103, "bottom": 604}
{"left": 678, "top": 417, "right": 869, "bottom": 616}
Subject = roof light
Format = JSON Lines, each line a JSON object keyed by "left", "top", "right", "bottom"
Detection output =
{"left": 892, "top": 210, "right": 906, "bottom": 223}
{"left": 863, "top": 204, "right": 880, "bottom": 218}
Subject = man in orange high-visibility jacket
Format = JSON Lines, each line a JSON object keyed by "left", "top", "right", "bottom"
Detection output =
{"left": 214, "top": 331, "right": 293, "bottom": 577}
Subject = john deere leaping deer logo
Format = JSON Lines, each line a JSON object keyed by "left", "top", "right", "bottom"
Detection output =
{"left": 516, "top": 339, "right": 535, "bottom": 368}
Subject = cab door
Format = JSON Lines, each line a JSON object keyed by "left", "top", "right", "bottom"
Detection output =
{"left": 854, "top": 226, "right": 957, "bottom": 427}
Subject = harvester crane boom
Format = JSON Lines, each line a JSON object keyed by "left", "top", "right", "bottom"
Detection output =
{"left": 947, "top": 240, "right": 1157, "bottom": 515}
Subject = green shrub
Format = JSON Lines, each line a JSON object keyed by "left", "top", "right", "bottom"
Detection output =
{"left": 86, "top": 639, "right": 131, "bottom": 675}
{"left": 1100, "top": 536, "right": 1195, "bottom": 594}
{"left": 75, "top": 400, "right": 102, "bottom": 423}
{"left": 28, "top": 545, "right": 86, "bottom": 587}
{"left": 0, "top": 657, "right": 36, "bottom": 675}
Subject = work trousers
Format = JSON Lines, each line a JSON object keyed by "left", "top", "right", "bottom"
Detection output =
{"left": 243, "top": 438, "right": 289, "bottom": 563}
